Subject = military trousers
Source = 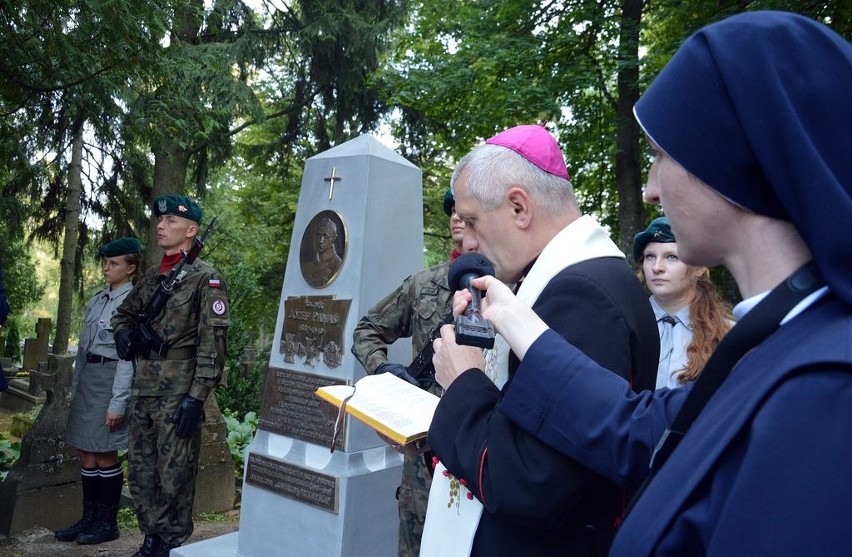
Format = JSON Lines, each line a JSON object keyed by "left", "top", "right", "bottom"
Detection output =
{"left": 128, "top": 395, "right": 202, "bottom": 546}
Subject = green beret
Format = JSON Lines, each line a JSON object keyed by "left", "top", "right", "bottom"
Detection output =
{"left": 632, "top": 216, "right": 676, "bottom": 262}
{"left": 100, "top": 237, "right": 141, "bottom": 258}
{"left": 443, "top": 189, "right": 455, "bottom": 217}
{"left": 153, "top": 195, "right": 202, "bottom": 224}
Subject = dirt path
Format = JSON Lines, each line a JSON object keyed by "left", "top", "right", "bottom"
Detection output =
{"left": 0, "top": 510, "right": 240, "bottom": 557}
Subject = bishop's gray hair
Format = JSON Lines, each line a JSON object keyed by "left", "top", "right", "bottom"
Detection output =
{"left": 450, "top": 144, "right": 578, "bottom": 218}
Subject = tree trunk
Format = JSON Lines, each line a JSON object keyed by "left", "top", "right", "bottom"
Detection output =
{"left": 146, "top": 138, "right": 191, "bottom": 269}
{"left": 143, "top": 0, "right": 201, "bottom": 270}
{"left": 614, "top": 0, "right": 646, "bottom": 258}
{"left": 52, "top": 121, "right": 84, "bottom": 355}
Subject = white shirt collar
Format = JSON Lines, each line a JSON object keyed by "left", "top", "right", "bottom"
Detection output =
{"left": 733, "top": 286, "right": 829, "bottom": 324}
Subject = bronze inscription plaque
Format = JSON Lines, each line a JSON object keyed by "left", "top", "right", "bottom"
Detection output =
{"left": 279, "top": 295, "right": 352, "bottom": 369}
{"left": 259, "top": 367, "right": 347, "bottom": 450}
{"left": 245, "top": 453, "right": 340, "bottom": 514}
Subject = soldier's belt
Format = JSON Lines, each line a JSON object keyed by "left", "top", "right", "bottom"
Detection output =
{"left": 145, "top": 347, "right": 197, "bottom": 361}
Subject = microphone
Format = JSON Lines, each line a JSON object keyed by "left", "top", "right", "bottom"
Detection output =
{"left": 448, "top": 253, "right": 496, "bottom": 349}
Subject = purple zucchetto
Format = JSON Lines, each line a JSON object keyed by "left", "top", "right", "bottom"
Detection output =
{"left": 486, "top": 124, "right": 570, "bottom": 180}
{"left": 634, "top": 11, "right": 852, "bottom": 308}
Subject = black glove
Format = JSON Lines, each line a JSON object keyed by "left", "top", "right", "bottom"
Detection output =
{"left": 170, "top": 395, "right": 205, "bottom": 438}
{"left": 376, "top": 363, "right": 419, "bottom": 386}
{"left": 114, "top": 328, "right": 134, "bottom": 361}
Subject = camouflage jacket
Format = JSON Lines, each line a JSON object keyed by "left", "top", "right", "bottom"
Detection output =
{"left": 351, "top": 261, "right": 452, "bottom": 374}
{"left": 112, "top": 257, "right": 230, "bottom": 400}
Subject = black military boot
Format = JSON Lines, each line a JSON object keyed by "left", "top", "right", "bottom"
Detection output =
{"left": 54, "top": 499, "right": 98, "bottom": 541}
{"left": 133, "top": 534, "right": 162, "bottom": 557}
{"left": 154, "top": 540, "right": 181, "bottom": 557}
{"left": 76, "top": 503, "right": 120, "bottom": 544}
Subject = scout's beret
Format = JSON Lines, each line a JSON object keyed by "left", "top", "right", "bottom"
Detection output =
{"left": 486, "top": 124, "right": 570, "bottom": 180}
{"left": 99, "top": 237, "right": 141, "bottom": 258}
{"left": 443, "top": 189, "right": 455, "bottom": 216}
{"left": 632, "top": 216, "right": 675, "bottom": 262}
{"left": 153, "top": 195, "right": 202, "bottom": 224}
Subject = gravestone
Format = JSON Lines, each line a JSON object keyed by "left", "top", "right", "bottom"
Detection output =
{"left": 192, "top": 396, "right": 236, "bottom": 514}
{"left": 36, "top": 318, "right": 50, "bottom": 362}
{"left": 0, "top": 356, "right": 16, "bottom": 376}
{"left": 174, "top": 134, "right": 423, "bottom": 557}
{"left": 0, "top": 353, "right": 81, "bottom": 538}
{"left": 2, "top": 319, "right": 51, "bottom": 412}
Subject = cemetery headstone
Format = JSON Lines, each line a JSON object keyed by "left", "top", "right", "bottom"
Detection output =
{"left": 1, "top": 321, "right": 52, "bottom": 412}
{"left": 192, "top": 396, "right": 236, "bottom": 514}
{"left": 0, "top": 353, "right": 80, "bottom": 537}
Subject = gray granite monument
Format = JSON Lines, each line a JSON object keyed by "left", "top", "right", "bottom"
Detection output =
{"left": 174, "top": 134, "right": 423, "bottom": 556}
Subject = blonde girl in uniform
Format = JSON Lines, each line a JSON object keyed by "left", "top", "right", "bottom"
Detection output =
{"left": 56, "top": 237, "right": 141, "bottom": 545}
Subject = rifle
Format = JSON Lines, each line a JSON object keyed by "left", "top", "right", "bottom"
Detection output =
{"left": 406, "top": 311, "right": 454, "bottom": 389}
{"left": 128, "top": 217, "right": 218, "bottom": 358}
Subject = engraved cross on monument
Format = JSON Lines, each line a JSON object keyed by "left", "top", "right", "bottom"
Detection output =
{"left": 324, "top": 167, "right": 342, "bottom": 200}
{"left": 173, "top": 135, "right": 423, "bottom": 557}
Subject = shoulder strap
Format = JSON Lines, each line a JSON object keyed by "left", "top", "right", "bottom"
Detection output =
{"left": 626, "top": 262, "right": 823, "bottom": 514}
{"left": 649, "top": 262, "right": 823, "bottom": 473}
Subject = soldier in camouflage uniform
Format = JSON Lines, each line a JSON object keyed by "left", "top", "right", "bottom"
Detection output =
{"left": 112, "top": 195, "right": 229, "bottom": 557}
{"left": 351, "top": 189, "right": 465, "bottom": 557}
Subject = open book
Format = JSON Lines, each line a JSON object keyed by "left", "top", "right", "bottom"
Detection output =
{"left": 315, "top": 372, "right": 440, "bottom": 445}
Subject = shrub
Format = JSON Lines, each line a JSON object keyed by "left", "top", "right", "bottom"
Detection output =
{"left": 3, "top": 316, "right": 20, "bottom": 361}
{"left": 224, "top": 410, "right": 258, "bottom": 479}
{"left": 0, "top": 432, "right": 21, "bottom": 482}
{"left": 216, "top": 358, "right": 264, "bottom": 420}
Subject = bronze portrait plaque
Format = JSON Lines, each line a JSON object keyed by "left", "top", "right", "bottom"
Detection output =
{"left": 300, "top": 210, "right": 348, "bottom": 289}
{"left": 245, "top": 453, "right": 340, "bottom": 514}
{"left": 279, "top": 295, "right": 351, "bottom": 369}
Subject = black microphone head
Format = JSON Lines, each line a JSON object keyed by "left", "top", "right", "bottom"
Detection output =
{"left": 448, "top": 253, "right": 495, "bottom": 291}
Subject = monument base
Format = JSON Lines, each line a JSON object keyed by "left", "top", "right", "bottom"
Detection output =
{"left": 171, "top": 531, "right": 238, "bottom": 557}
{"left": 174, "top": 430, "right": 403, "bottom": 557}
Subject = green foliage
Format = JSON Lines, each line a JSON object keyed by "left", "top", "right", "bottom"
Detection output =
{"left": 0, "top": 432, "right": 22, "bottom": 483}
{"left": 217, "top": 358, "right": 264, "bottom": 423}
{"left": 197, "top": 512, "right": 229, "bottom": 522}
{"left": 382, "top": 0, "right": 639, "bottom": 246}
{"left": 643, "top": 0, "right": 851, "bottom": 88}
{"left": 205, "top": 158, "right": 289, "bottom": 414}
{"left": 0, "top": 227, "right": 45, "bottom": 318}
{"left": 117, "top": 507, "right": 138, "bottom": 530}
{"left": 3, "top": 317, "right": 21, "bottom": 361}
{"left": 223, "top": 410, "right": 258, "bottom": 476}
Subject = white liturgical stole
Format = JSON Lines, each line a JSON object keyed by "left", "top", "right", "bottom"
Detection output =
{"left": 420, "top": 216, "right": 624, "bottom": 556}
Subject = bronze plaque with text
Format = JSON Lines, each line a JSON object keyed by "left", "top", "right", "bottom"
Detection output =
{"left": 259, "top": 367, "right": 347, "bottom": 450}
{"left": 279, "top": 295, "right": 352, "bottom": 369}
{"left": 245, "top": 453, "right": 340, "bottom": 513}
